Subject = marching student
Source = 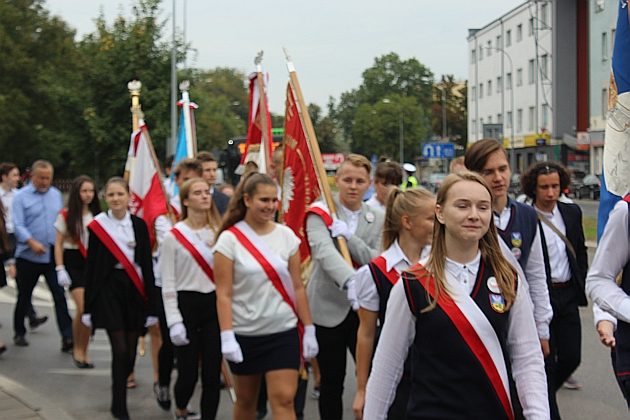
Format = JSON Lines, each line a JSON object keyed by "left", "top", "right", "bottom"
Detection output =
{"left": 82, "top": 177, "right": 158, "bottom": 420}
{"left": 365, "top": 161, "right": 403, "bottom": 212}
{"left": 306, "top": 154, "right": 384, "bottom": 419}
{"left": 214, "top": 172, "right": 318, "bottom": 420}
{"left": 364, "top": 171, "right": 549, "bottom": 419}
{"left": 170, "top": 159, "right": 203, "bottom": 217}
{"left": 197, "top": 151, "right": 230, "bottom": 215}
{"left": 161, "top": 177, "right": 223, "bottom": 420}
{"left": 521, "top": 162, "right": 588, "bottom": 419}
{"left": 353, "top": 187, "right": 435, "bottom": 419}
{"left": 465, "top": 139, "right": 553, "bottom": 356}
{"left": 54, "top": 175, "right": 102, "bottom": 368}
{"left": 586, "top": 194, "right": 630, "bottom": 407}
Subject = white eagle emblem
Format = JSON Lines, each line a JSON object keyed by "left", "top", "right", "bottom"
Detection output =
{"left": 282, "top": 166, "right": 295, "bottom": 212}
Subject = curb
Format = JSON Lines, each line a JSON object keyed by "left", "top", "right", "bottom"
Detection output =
{"left": 0, "top": 373, "right": 75, "bottom": 420}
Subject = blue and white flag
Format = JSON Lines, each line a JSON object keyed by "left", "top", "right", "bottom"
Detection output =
{"left": 598, "top": 0, "right": 630, "bottom": 240}
{"left": 169, "top": 89, "right": 198, "bottom": 197}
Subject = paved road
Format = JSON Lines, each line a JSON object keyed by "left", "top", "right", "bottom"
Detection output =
{"left": 0, "top": 266, "right": 628, "bottom": 419}
{"left": 574, "top": 199, "right": 599, "bottom": 220}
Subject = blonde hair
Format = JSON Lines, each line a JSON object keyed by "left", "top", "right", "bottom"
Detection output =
{"left": 382, "top": 187, "right": 435, "bottom": 250}
{"left": 179, "top": 177, "right": 222, "bottom": 235}
{"left": 420, "top": 171, "right": 516, "bottom": 312}
{"left": 337, "top": 153, "right": 371, "bottom": 176}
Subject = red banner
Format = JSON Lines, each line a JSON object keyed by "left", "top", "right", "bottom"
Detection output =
{"left": 281, "top": 83, "right": 321, "bottom": 263}
{"left": 240, "top": 73, "right": 273, "bottom": 172}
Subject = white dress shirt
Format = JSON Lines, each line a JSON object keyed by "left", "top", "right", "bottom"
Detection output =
{"left": 586, "top": 200, "right": 630, "bottom": 324}
{"left": 495, "top": 203, "right": 552, "bottom": 340}
{"left": 340, "top": 204, "right": 361, "bottom": 234}
{"left": 0, "top": 185, "right": 16, "bottom": 233}
{"left": 365, "top": 195, "right": 385, "bottom": 212}
{"left": 106, "top": 210, "right": 136, "bottom": 268}
{"left": 535, "top": 205, "right": 571, "bottom": 283}
{"left": 363, "top": 254, "right": 549, "bottom": 419}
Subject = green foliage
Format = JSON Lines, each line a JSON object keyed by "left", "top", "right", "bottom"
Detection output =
{"left": 308, "top": 103, "right": 341, "bottom": 153}
{"left": 431, "top": 75, "right": 468, "bottom": 150}
{"left": 329, "top": 52, "right": 434, "bottom": 160}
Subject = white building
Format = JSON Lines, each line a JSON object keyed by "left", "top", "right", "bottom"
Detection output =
{"left": 468, "top": 0, "right": 590, "bottom": 174}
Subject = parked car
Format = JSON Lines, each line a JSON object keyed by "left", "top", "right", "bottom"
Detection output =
{"left": 508, "top": 173, "right": 522, "bottom": 197}
{"left": 573, "top": 174, "right": 600, "bottom": 200}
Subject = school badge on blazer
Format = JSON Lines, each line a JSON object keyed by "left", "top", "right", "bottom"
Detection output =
{"left": 510, "top": 232, "right": 522, "bottom": 248}
{"left": 489, "top": 294, "right": 507, "bottom": 313}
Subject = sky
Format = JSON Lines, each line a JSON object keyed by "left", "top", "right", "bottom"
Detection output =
{"left": 44, "top": 0, "right": 524, "bottom": 114}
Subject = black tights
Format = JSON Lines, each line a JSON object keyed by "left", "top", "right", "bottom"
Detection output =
{"left": 107, "top": 329, "right": 139, "bottom": 418}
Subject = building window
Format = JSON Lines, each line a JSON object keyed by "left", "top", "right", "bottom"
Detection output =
{"left": 471, "top": 49, "right": 476, "bottom": 64}
{"left": 496, "top": 35, "right": 502, "bottom": 49}
{"left": 487, "top": 80, "right": 492, "bottom": 96}
{"left": 497, "top": 76, "right": 502, "bottom": 93}
{"left": 507, "top": 111, "right": 513, "bottom": 128}
{"left": 517, "top": 109, "right": 523, "bottom": 132}
{"left": 472, "top": 119, "right": 477, "bottom": 135}
{"left": 479, "top": 47, "right": 483, "bottom": 61}
{"left": 498, "top": 113, "right": 503, "bottom": 124}
{"left": 541, "top": 3, "right": 549, "bottom": 28}
{"left": 602, "top": 88, "right": 608, "bottom": 118}
{"left": 602, "top": 32, "right": 609, "bottom": 61}
{"left": 480, "top": 118, "right": 484, "bottom": 135}
{"left": 528, "top": 18, "right": 534, "bottom": 36}
{"left": 541, "top": 54, "right": 549, "bottom": 79}
{"left": 506, "top": 72, "right": 512, "bottom": 90}
{"left": 612, "top": 28, "right": 617, "bottom": 51}
{"left": 506, "top": 30, "right": 512, "bottom": 47}
{"left": 487, "top": 40, "right": 492, "bottom": 56}
{"left": 542, "top": 104, "right": 549, "bottom": 128}
{"left": 479, "top": 83, "right": 484, "bottom": 98}
{"left": 471, "top": 86, "right": 477, "bottom": 101}
{"left": 528, "top": 106, "right": 535, "bottom": 131}
{"left": 595, "top": 0, "right": 606, "bottom": 13}
{"left": 517, "top": 68, "right": 523, "bottom": 86}
{"left": 488, "top": 116, "right": 493, "bottom": 124}
{"left": 517, "top": 24, "right": 523, "bottom": 42}
{"left": 528, "top": 59, "right": 535, "bottom": 85}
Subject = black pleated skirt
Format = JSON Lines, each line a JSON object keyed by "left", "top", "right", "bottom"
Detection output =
{"left": 91, "top": 269, "right": 146, "bottom": 331}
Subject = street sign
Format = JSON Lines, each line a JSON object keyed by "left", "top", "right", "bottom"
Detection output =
{"left": 422, "top": 143, "right": 455, "bottom": 159}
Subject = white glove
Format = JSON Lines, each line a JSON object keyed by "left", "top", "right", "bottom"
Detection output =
{"left": 169, "top": 322, "right": 189, "bottom": 346}
{"left": 220, "top": 330, "right": 243, "bottom": 363}
{"left": 144, "top": 316, "right": 159, "bottom": 327}
{"left": 345, "top": 278, "right": 359, "bottom": 311}
{"left": 330, "top": 219, "right": 352, "bottom": 240}
{"left": 56, "top": 267, "right": 72, "bottom": 288}
{"left": 81, "top": 313, "right": 92, "bottom": 328}
{"left": 303, "top": 325, "right": 319, "bottom": 359}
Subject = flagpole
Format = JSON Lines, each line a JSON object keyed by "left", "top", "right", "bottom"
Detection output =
{"left": 125, "top": 80, "right": 144, "bottom": 182}
{"left": 255, "top": 52, "right": 272, "bottom": 174}
{"left": 283, "top": 49, "right": 352, "bottom": 266}
{"left": 179, "top": 80, "right": 195, "bottom": 158}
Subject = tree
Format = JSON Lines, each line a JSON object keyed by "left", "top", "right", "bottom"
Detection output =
{"left": 329, "top": 53, "right": 434, "bottom": 159}
{"left": 432, "top": 75, "right": 468, "bottom": 150}
{"left": 0, "top": 0, "right": 86, "bottom": 175}
{"left": 308, "top": 103, "right": 340, "bottom": 153}
{"left": 77, "top": 0, "right": 179, "bottom": 182}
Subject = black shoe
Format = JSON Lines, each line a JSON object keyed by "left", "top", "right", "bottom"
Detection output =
{"left": 13, "top": 335, "right": 28, "bottom": 347}
{"left": 175, "top": 411, "right": 200, "bottom": 420}
{"left": 61, "top": 337, "right": 73, "bottom": 353}
{"left": 73, "top": 357, "right": 94, "bottom": 369}
{"left": 0, "top": 344, "right": 6, "bottom": 355}
{"left": 29, "top": 316, "right": 48, "bottom": 330}
{"left": 153, "top": 382, "right": 171, "bottom": 411}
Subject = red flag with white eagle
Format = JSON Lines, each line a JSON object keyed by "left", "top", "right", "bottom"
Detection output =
{"left": 239, "top": 71, "right": 273, "bottom": 174}
{"left": 127, "top": 122, "right": 169, "bottom": 247}
{"left": 280, "top": 82, "right": 321, "bottom": 264}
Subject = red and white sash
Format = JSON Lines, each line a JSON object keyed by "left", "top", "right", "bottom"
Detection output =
{"left": 88, "top": 213, "right": 146, "bottom": 300}
{"left": 60, "top": 209, "right": 88, "bottom": 258}
{"left": 371, "top": 256, "right": 400, "bottom": 285}
{"left": 413, "top": 265, "right": 514, "bottom": 420}
{"left": 171, "top": 222, "right": 215, "bottom": 283}
{"left": 306, "top": 201, "right": 333, "bottom": 228}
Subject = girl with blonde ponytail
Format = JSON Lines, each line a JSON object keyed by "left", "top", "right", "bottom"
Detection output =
{"left": 353, "top": 186, "right": 435, "bottom": 419}
{"left": 364, "top": 171, "right": 549, "bottom": 419}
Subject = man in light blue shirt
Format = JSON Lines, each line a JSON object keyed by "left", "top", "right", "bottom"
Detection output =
{"left": 12, "top": 160, "right": 72, "bottom": 350}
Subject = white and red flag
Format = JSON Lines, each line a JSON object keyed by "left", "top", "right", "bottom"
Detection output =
{"left": 127, "top": 121, "right": 169, "bottom": 247}
{"left": 280, "top": 82, "right": 320, "bottom": 264}
{"left": 238, "top": 71, "right": 273, "bottom": 174}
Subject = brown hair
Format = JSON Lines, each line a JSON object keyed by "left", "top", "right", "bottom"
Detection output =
{"left": 196, "top": 151, "right": 216, "bottom": 163}
{"left": 374, "top": 161, "right": 403, "bottom": 186}
{"left": 464, "top": 139, "right": 508, "bottom": 173}
{"left": 174, "top": 158, "right": 202, "bottom": 178}
{"left": 520, "top": 161, "right": 571, "bottom": 200}
{"left": 337, "top": 153, "right": 371, "bottom": 176}
{"left": 382, "top": 187, "right": 435, "bottom": 250}
{"left": 104, "top": 176, "right": 129, "bottom": 193}
{"left": 66, "top": 176, "right": 102, "bottom": 242}
{"left": 0, "top": 162, "right": 18, "bottom": 179}
{"left": 179, "top": 178, "right": 222, "bottom": 235}
{"left": 420, "top": 171, "right": 516, "bottom": 312}
{"left": 218, "top": 172, "right": 277, "bottom": 235}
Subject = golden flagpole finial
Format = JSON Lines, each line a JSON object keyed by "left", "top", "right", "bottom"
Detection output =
{"left": 128, "top": 80, "right": 143, "bottom": 132}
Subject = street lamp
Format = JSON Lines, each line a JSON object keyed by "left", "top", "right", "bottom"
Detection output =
{"left": 382, "top": 98, "right": 404, "bottom": 163}
{"left": 485, "top": 46, "right": 516, "bottom": 172}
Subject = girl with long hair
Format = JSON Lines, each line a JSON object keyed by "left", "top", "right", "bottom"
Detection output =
{"left": 54, "top": 175, "right": 101, "bottom": 368}
{"left": 363, "top": 171, "right": 549, "bottom": 419}
{"left": 214, "top": 172, "right": 318, "bottom": 420}
{"left": 353, "top": 187, "right": 435, "bottom": 419}
{"left": 160, "top": 178, "right": 222, "bottom": 419}
{"left": 82, "top": 177, "right": 157, "bottom": 420}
